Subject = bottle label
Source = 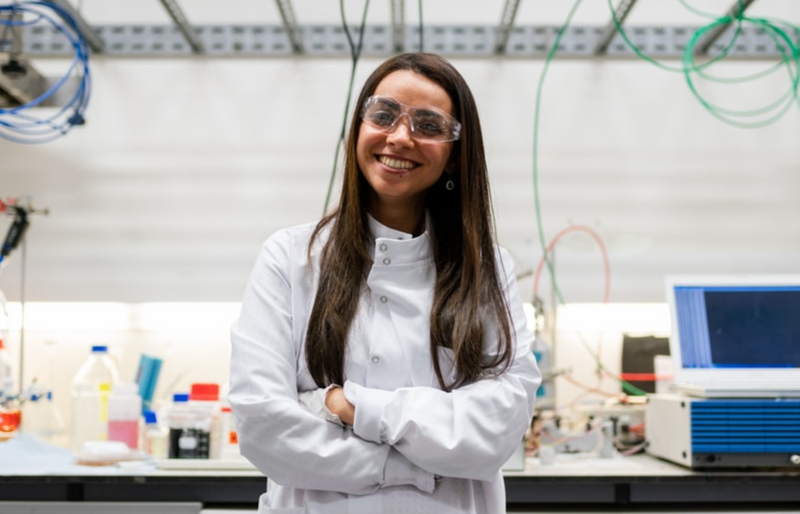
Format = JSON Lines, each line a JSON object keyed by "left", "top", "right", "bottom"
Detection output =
{"left": 99, "top": 383, "right": 111, "bottom": 422}
{"left": 169, "top": 427, "right": 210, "bottom": 459}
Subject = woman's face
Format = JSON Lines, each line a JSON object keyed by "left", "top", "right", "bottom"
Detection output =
{"left": 357, "top": 70, "right": 454, "bottom": 216}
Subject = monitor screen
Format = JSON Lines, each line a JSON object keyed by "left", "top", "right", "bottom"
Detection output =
{"left": 674, "top": 286, "right": 800, "bottom": 369}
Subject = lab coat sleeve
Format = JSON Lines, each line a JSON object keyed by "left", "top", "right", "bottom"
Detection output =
{"left": 229, "top": 228, "right": 434, "bottom": 495}
{"left": 343, "top": 247, "right": 541, "bottom": 482}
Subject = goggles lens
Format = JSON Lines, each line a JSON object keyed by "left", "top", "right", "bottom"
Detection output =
{"left": 361, "top": 96, "right": 461, "bottom": 143}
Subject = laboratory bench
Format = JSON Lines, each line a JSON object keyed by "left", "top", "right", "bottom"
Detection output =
{"left": 3, "top": 467, "right": 800, "bottom": 508}
{"left": 1, "top": 435, "right": 799, "bottom": 510}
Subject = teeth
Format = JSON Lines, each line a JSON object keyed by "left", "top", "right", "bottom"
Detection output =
{"left": 379, "top": 156, "right": 416, "bottom": 170}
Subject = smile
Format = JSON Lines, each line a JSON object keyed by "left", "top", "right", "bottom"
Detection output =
{"left": 378, "top": 155, "right": 418, "bottom": 171}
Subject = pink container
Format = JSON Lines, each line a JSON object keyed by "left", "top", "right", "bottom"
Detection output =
{"left": 108, "top": 419, "right": 139, "bottom": 449}
{"left": 107, "top": 383, "right": 141, "bottom": 450}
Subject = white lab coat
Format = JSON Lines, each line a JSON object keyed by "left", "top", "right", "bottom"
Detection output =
{"left": 229, "top": 216, "right": 541, "bottom": 514}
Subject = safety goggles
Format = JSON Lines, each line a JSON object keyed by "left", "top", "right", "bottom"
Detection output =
{"left": 360, "top": 95, "right": 462, "bottom": 143}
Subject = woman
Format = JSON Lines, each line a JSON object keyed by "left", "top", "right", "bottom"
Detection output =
{"left": 230, "top": 52, "right": 541, "bottom": 514}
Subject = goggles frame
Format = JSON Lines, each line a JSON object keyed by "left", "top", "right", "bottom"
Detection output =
{"left": 360, "top": 95, "right": 462, "bottom": 143}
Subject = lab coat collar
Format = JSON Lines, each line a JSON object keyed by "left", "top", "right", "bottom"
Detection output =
{"left": 367, "top": 213, "right": 415, "bottom": 241}
{"left": 366, "top": 213, "right": 433, "bottom": 264}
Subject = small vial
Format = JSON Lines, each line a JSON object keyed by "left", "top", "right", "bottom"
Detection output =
{"left": 144, "top": 411, "right": 168, "bottom": 459}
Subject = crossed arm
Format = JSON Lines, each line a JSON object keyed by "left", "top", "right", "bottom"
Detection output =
{"left": 230, "top": 231, "right": 540, "bottom": 493}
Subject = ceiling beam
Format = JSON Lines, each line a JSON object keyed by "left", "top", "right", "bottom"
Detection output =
{"left": 391, "top": 0, "right": 405, "bottom": 53}
{"left": 20, "top": 22, "right": 788, "bottom": 60}
{"left": 695, "top": 0, "right": 758, "bottom": 54}
{"left": 158, "top": 0, "right": 204, "bottom": 54}
{"left": 45, "top": 0, "right": 105, "bottom": 53}
{"left": 594, "top": 0, "right": 639, "bottom": 55}
{"left": 495, "top": 0, "right": 522, "bottom": 54}
{"left": 274, "top": 0, "right": 304, "bottom": 54}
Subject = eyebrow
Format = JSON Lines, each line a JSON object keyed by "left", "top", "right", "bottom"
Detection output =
{"left": 375, "top": 98, "right": 400, "bottom": 108}
{"left": 414, "top": 108, "right": 445, "bottom": 118}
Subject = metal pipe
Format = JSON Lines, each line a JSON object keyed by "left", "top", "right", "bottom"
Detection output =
{"left": 695, "top": 0, "right": 757, "bottom": 54}
{"left": 495, "top": 0, "right": 522, "bottom": 54}
{"left": 274, "top": 0, "right": 304, "bottom": 54}
{"left": 45, "top": 0, "right": 105, "bottom": 53}
{"left": 391, "top": 0, "right": 405, "bottom": 53}
{"left": 594, "top": 0, "right": 639, "bottom": 55}
{"left": 158, "top": 0, "right": 204, "bottom": 54}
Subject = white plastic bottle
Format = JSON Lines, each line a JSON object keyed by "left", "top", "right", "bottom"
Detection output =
{"left": 219, "top": 405, "right": 242, "bottom": 460}
{"left": 71, "top": 345, "right": 119, "bottom": 452}
{"left": 107, "top": 383, "right": 142, "bottom": 450}
{"left": 218, "top": 384, "right": 242, "bottom": 460}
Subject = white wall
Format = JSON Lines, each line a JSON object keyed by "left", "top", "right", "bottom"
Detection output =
{"left": 1, "top": 55, "right": 798, "bottom": 304}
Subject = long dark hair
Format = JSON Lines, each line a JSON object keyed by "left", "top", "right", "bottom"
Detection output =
{"left": 305, "top": 53, "right": 513, "bottom": 391}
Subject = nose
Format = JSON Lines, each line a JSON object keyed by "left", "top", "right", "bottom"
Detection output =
{"left": 385, "top": 113, "right": 414, "bottom": 146}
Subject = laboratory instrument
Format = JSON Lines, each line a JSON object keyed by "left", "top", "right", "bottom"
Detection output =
{"left": 646, "top": 394, "right": 800, "bottom": 469}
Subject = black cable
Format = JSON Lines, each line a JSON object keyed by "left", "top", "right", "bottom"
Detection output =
{"left": 322, "top": 0, "right": 371, "bottom": 215}
{"left": 418, "top": 0, "right": 423, "bottom": 51}
{"left": 1, "top": 207, "right": 29, "bottom": 259}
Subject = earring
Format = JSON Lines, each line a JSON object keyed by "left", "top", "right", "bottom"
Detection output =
{"left": 445, "top": 178, "right": 455, "bottom": 191}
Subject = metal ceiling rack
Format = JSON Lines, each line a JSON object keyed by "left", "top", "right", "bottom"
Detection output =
{"left": 495, "top": 0, "right": 522, "bottom": 54}
{"left": 44, "top": 0, "right": 104, "bottom": 53}
{"left": 16, "top": 0, "right": 790, "bottom": 59}
{"left": 694, "top": 0, "right": 758, "bottom": 54}
{"left": 391, "top": 0, "right": 404, "bottom": 53}
{"left": 274, "top": 0, "right": 304, "bottom": 54}
{"left": 157, "top": 0, "right": 204, "bottom": 54}
{"left": 595, "top": 0, "right": 639, "bottom": 55}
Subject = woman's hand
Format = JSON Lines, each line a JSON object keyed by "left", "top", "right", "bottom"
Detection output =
{"left": 325, "top": 386, "right": 355, "bottom": 425}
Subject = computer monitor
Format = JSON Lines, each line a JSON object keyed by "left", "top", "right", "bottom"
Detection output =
{"left": 666, "top": 275, "right": 800, "bottom": 398}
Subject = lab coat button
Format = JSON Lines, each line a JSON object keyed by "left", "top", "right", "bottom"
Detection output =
{"left": 382, "top": 258, "right": 391, "bottom": 265}
{"left": 371, "top": 356, "right": 380, "bottom": 364}
{"left": 380, "top": 295, "right": 388, "bottom": 303}
{"left": 379, "top": 244, "right": 388, "bottom": 251}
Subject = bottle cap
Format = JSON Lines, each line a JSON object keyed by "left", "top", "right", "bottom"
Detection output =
{"left": 144, "top": 410, "right": 158, "bottom": 424}
{"left": 91, "top": 345, "right": 108, "bottom": 353}
{"left": 190, "top": 383, "right": 220, "bottom": 401}
{"left": 172, "top": 393, "right": 190, "bottom": 403}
